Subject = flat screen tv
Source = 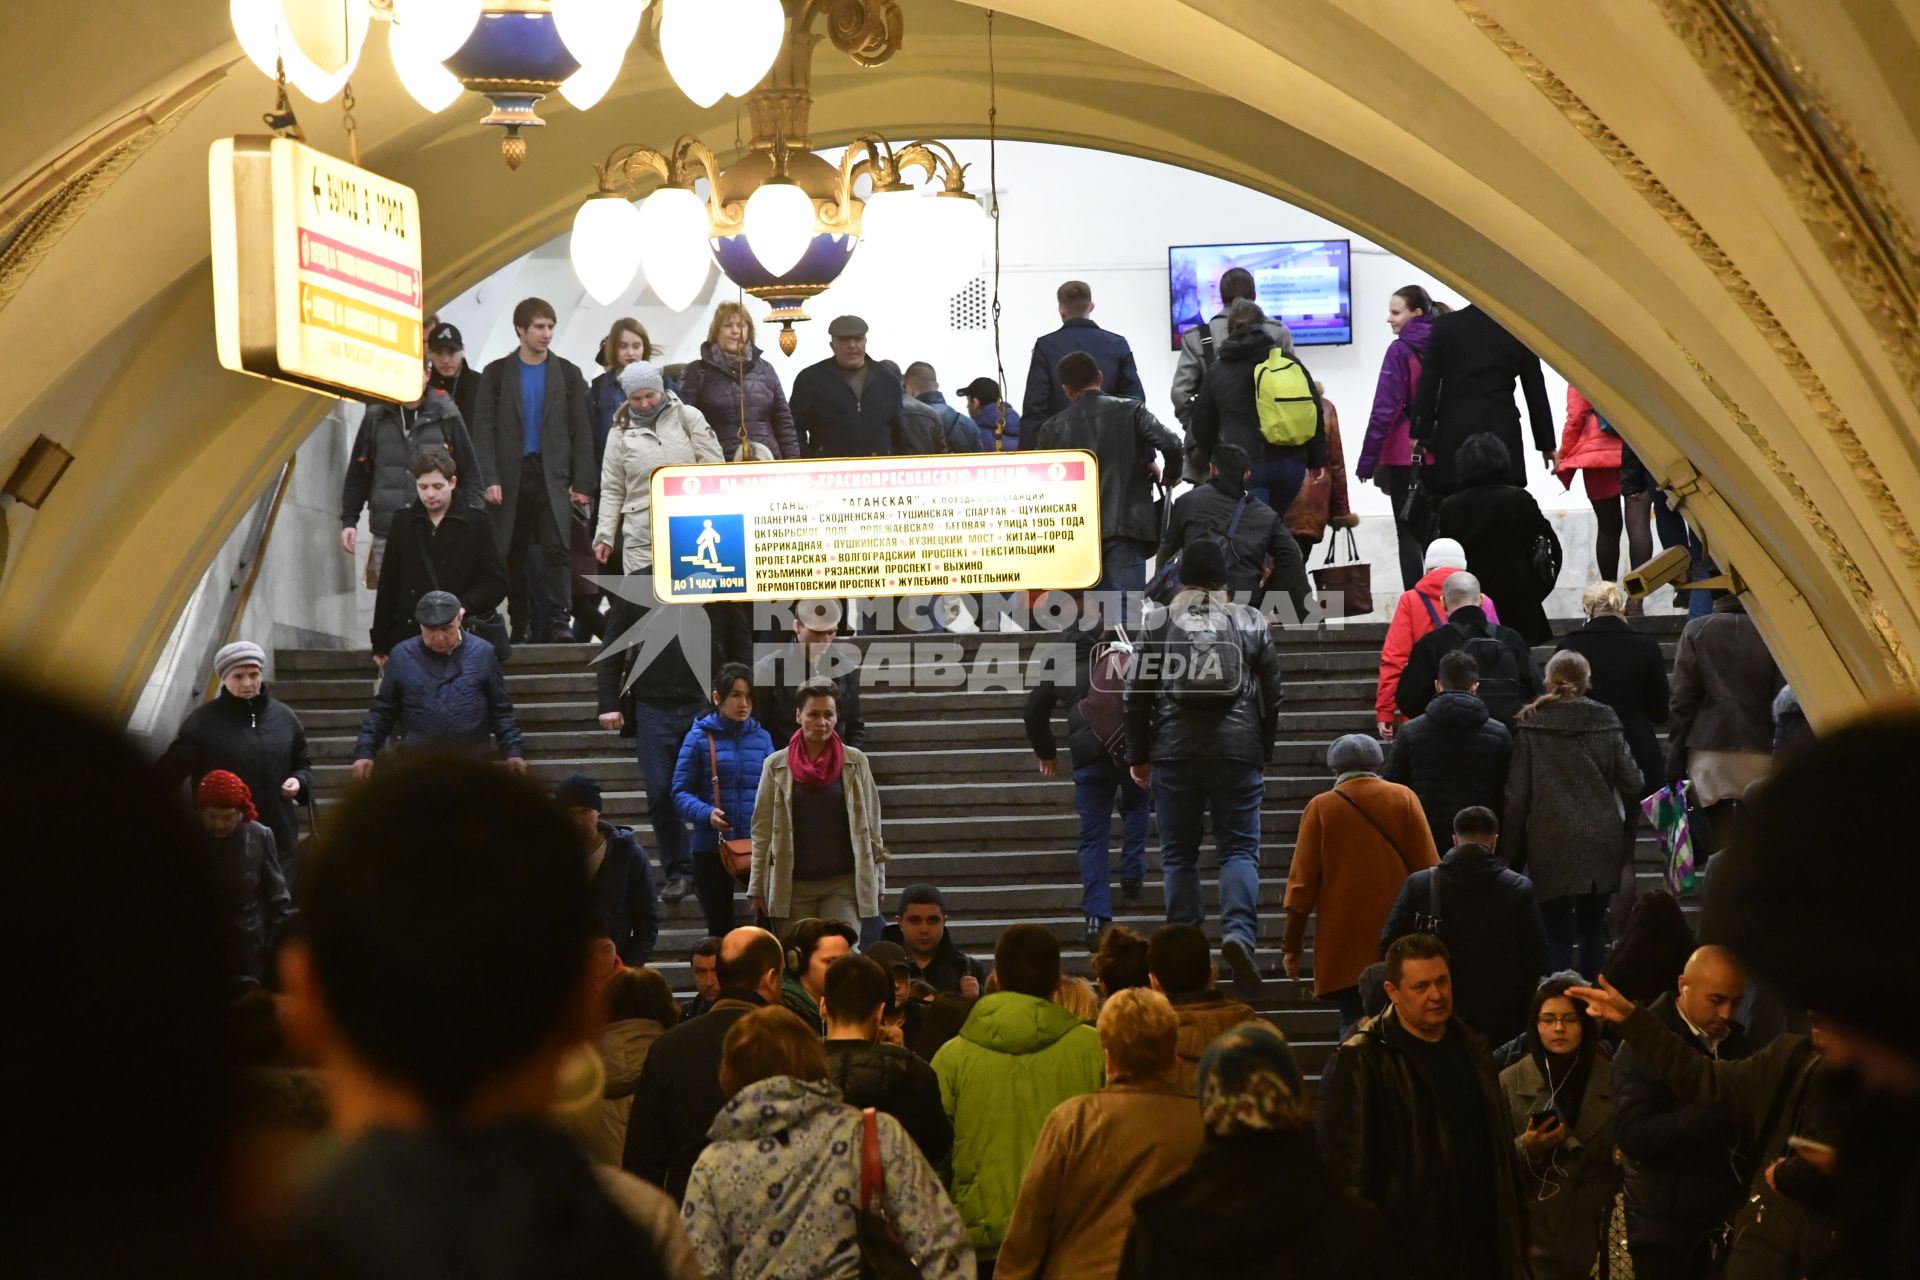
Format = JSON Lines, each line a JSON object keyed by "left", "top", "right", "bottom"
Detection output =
{"left": 1168, "top": 239, "right": 1353, "bottom": 349}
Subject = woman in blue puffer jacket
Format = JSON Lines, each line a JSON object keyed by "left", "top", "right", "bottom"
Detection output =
{"left": 673, "top": 662, "right": 775, "bottom": 939}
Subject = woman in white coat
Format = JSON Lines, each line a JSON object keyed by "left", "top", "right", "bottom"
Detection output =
{"left": 593, "top": 361, "right": 724, "bottom": 573}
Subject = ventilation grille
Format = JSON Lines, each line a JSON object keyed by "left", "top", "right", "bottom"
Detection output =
{"left": 948, "top": 277, "right": 988, "bottom": 330}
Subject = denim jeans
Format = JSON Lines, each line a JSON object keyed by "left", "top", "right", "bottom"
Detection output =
{"left": 632, "top": 699, "right": 705, "bottom": 882}
{"left": 1251, "top": 457, "right": 1308, "bottom": 520}
{"left": 1152, "top": 758, "right": 1264, "bottom": 947}
{"left": 1094, "top": 546, "right": 1148, "bottom": 630}
{"left": 1541, "top": 891, "right": 1610, "bottom": 979}
{"left": 1073, "top": 760, "right": 1150, "bottom": 921}
{"left": 1325, "top": 985, "right": 1365, "bottom": 1042}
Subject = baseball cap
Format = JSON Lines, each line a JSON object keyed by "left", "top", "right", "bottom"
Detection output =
{"left": 957, "top": 377, "right": 1000, "bottom": 403}
{"left": 863, "top": 940, "right": 912, "bottom": 976}
{"left": 426, "top": 322, "right": 463, "bottom": 351}
{"left": 414, "top": 590, "right": 462, "bottom": 627}
{"left": 827, "top": 315, "right": 869, "bottom": 338}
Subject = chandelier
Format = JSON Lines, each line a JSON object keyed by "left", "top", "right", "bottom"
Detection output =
{"left": 227, "top": 1, "right": 889, "bottom": 170}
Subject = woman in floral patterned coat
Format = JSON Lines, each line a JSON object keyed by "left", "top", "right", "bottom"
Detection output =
{"left": 681, "top": 1005, "right": 975, "bottom": 1279}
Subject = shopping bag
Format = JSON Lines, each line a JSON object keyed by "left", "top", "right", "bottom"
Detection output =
{"left": 1641, "top": 782, "right": 1698, "bottom": 896}
{"left": 1311, "top": 527, "right": 1372, "bottom": 618}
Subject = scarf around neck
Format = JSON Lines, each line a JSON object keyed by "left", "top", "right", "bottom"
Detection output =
{"left": 788, "top": 729, "right": 845, "bottom": 790}
{"left": 618, "top": 395, "right": 672, "bottom": 432}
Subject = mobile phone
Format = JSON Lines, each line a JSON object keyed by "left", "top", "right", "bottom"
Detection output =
{"left": 1529, "top": 1106, "right": 1560, "bottom": 1129}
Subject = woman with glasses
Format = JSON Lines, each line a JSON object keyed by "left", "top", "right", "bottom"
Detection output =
{"left": 1499, "top": 973, "right": 1620, "bottom": 1280}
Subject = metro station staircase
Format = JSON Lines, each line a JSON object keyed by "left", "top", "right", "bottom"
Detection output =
{"left": 277, "top": 615, "right": 1686, "bottom": 1080}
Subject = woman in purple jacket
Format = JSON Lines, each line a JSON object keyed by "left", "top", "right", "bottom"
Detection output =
{"left": 675, "top": 302, "right": 802, "bottom": 461}
{"left": 1357, "top": 285, "right": 1446, "bottom": 590}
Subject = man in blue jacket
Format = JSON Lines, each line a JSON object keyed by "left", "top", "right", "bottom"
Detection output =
{"left": 1020, "top": 280, "right": 1146, "bottom": 446}
{"left": 353, "top": 591, "right": 526, "bottom": 778}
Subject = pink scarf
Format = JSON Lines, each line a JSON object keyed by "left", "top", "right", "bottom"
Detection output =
{"left": 788, "top": 729, "right": 846, "bottom": 790}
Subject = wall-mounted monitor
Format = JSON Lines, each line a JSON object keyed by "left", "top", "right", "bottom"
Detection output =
{"left": 1168, "top": 239, "right": 1353, "bottom": 349}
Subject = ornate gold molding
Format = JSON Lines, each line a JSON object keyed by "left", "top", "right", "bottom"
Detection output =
{"left": 0, "top": 70, "right": 223, "bottom": 314}
{"left": 1652, "top": 0, "right": 1920, "bottom": 409}
{"left": 1454, "top": 0, "right": 1917, "bottom": 687}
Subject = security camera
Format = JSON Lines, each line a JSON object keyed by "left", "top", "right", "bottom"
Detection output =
{"left": 1624, "top": 546, "right": 1693, "bottom": 599}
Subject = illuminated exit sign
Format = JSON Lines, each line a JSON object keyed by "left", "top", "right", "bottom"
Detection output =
{"left": 209, "top": 136, "right": 423, "bottom": 403}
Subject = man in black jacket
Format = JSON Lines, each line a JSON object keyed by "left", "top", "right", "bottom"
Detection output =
{"left": 1385, "top": 649, "right": 1513, "bottom": 849}
{"left": 1024, "top": 623, "right": 1146, "bottom": 942}
{"left": 1324, "top": 933, "right": 1532, "bottom": 1279}
{"left": 880, "top": 884, "right": 988, "bottom": 996}
{"left": 1610, "top": 946, "right": 1755, "bottom": 1280}
{"left": 621, "top": 926, "right": 783, "bottom": 1199}
{"left": 341, "top": 367, "right": 484, "bottom": 589}
{"left": 425, "top": 319, "right": 480, "bottom": 428}
{"left": 1396, "top": 571, "right": 1540, "bottom": 727}
{"left": 787, "top": 315, "right": 905, "bottom": 458}
{"left": 471, "top": 297, "right": 595, "bottom": 645}
{"left": 1123, "top": 540, "right": 1284, "bottom": 999}
{"left": 554, "top": 774, "right": 658, "bottom": 966}
{"left": 1380, "top": 807, "right": 1546, "bottom": 1048}
{"left": 1410, "top": 302, "right": 1556, "bottom": 497}
{"left": 1038, "top": 350, "right": 1182, "bottom": 618}
{"left": 1020, "top": 279, "right": 1147, "bottom": 444}
{"left": 822, "top": 954, "right": 952, "bottom": 1164}
{"left": 368, "top": 450, "right": 509, "bottom": 660}
{"left": 751, "top": 600, "right": 867, "bottom": 749}
{"left": 1157, "top": 442, "right": 1309, "bottom": 616}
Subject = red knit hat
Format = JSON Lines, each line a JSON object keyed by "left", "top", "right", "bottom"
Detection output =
{"left": 195, "top": 770, "right": 257, "bottom": 823}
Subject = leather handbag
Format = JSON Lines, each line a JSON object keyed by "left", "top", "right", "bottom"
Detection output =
{"left": 1311, "top": 527, "right": 1372, "bottom": 618}
{"left": 1397, "top": 448, "right": 1438, "bottom": 542}
{"left": 854, "top": 1108, "right": 921, "bottom": 1279}
{"left": 708, "top": 732, "right": 754, "bottom": 883}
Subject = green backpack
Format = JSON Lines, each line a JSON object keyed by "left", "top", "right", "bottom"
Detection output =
{"left": 1252, "top": 351, "right": 1319, "bottom": 447}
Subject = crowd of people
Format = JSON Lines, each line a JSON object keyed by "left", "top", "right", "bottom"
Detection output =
{"left": 88, "top": 275, "right": 1908, "bottom": 1280}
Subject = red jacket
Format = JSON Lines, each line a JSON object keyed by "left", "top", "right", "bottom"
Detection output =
{"left": 1556, "top": 387, "right": 1622, "bottom": 486}
{"left": 1375, "top": 568, "right": 1502, "bottom": 724}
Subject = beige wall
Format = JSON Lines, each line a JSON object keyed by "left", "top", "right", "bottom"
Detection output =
{"left": 0, "top": 0, "right": 1914, "bottom": 720}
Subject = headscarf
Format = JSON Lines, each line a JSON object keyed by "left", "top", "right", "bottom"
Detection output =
{"left": 195, "top": 769, "right": 257, "bottom": 823}
{"left": 1195, "top": 1021, "right": 1310, "bottom": 1137}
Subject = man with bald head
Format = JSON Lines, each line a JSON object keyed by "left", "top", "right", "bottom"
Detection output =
{"left": 1611, "top": 945, "right": 1756, "bottom": 1280}
{"left": 621, "top": 926, "right": 784, "bottom": 1199}
{"left": 1396, "top": 569, "right": 1540, "bottom": 727}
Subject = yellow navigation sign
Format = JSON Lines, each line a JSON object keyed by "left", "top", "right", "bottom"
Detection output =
{"left": 209, "top": 136, "right": 423, "bottom": 403}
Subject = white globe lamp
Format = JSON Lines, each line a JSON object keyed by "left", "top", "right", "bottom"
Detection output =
{"left": 743, "top": 178, "right": 816, "bottom": 277}
{"left": 570, "top": 195, "right": 645, "bottom": 306}
{"left": 636, "top": 187, "right": 714, "bottom": 311}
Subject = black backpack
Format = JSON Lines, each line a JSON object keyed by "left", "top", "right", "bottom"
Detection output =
{"left": 1166, "top": 598, "right": 1246, "bottom": 704}
{"left": 1460, "top": 630, "right": 1524, "bottom": 724}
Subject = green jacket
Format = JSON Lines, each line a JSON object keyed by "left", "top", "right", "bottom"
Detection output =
{"left": 779, "top": 975, "right": 824, "bottom": 1037}
{"left": 932, "top": 992, "right": 1105, "bottom": 1257}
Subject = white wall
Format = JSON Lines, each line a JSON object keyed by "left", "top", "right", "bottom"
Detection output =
{"left": 434, "top": 141, "right": 1673, "bottom": 616}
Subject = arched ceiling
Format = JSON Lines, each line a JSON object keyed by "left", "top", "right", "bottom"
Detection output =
{"left": 1, "top": 0, "right": 1916, "bottom": 723}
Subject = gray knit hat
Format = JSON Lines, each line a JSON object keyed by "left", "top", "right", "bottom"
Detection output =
{"left": 1327, "top": 732, "right": 1384, "bottom": 774}
{"left": 617, "top": 360, "right": 665, "bottom": 396}
{"left": 213, "top": 641, "right": 266, "bottom": 681}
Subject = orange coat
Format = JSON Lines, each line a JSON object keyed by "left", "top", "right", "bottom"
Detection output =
{"left": 1282, "top": 775, "right": 1439, "bottom": 994}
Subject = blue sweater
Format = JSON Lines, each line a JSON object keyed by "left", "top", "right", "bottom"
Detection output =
{"left": 671, "top": 713, "right": 775, "bottom": 852}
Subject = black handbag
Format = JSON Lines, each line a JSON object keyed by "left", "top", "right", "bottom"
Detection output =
{"left": 1530, "top": 517, "right": 1564, "bottom": 600}
{"left": 854, "top": 1108, "right": 920, "bottom": 1279}
{"left": 1397, "top": 449, "right": 1437, "bottom": 541}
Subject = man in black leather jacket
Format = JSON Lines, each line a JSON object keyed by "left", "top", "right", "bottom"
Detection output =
{"left": 1036, "top": 350, "right": 1182, "bottom": 620}
{"left": 822, "top": 954, "right": 953, "bottom": 1165}
{"left": 1122, "top": 539, "right": 1283, "bottom": 999}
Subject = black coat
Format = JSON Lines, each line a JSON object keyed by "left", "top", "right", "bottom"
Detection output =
{"left": 157, "top": 687, "right": 312, "bottom": 873}
{"left": 1322, "top": 1008, "right": 1533, "bottom": 1279}
{"left": 1396, "top": 606, "right": 1542, "bottom": 725}
{"left": 1157, "top": 475, "right": 1308, "bottom": 607}
{"left": 1036, "top": 391, "right": 1182, "bottom": 552}
{"left": 788, "top": 357, "right": 904, "bottom": 458}
{"left": 1613, "top": 992, "right": 1756, "bottom": 1252}
{"left": 203, "top": 820, "right": 294, "bottom": 985}
{"left": 621, "top": 991, "right": 766, "bottom": 1200}
{"left": 1556, "top": 615, "right": 1670, "bottom": 793}
{"left": 1023, "top": 626, "right": 1108, "bottom": 770}
{"left": 1381, "top": 843, "right": 1548, "bottom": 1047}
{"left": 1124, "top": 592, "right": 1285, "bottom": 767}
{"left": 1437, "top": 482, "right": 1556, "bottom": 645}
{"left": 428, "top": 360, "right": 481, "bottom": 432}
{"left": 1120, "top": 1129, "right": 1394, "bottom": 1279}
{"left": 470, "top": 352, "right": 596, "bottom": 558}
{"left": 1189, "top": 328, "right": 1328, "bottom": 470}
{"left": 1409, "top": 305, "right": 1554, "bottom": 494}
{"left": 878, "top": 924, "right": 989, "bottom": 996}
{"left": 595, "top": 590, "right": 717, "bottom": 712}
{"left": 1384, "top": 691, "right": 1513, "bottom": 851}
{"left": 592, "top": 822, "right": 659, "bottom": 966}
{"left": 751, "top": 640, "right": 867, "bottom": 750}
{"left": 369, "top": 504, "right": 510, "bottom": 656}
{"left": 1020, "top": 317, "right": 1146, "bottom": 441}
{"left": 823, "top": 1039, "right": 953, "bottom": 1164}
